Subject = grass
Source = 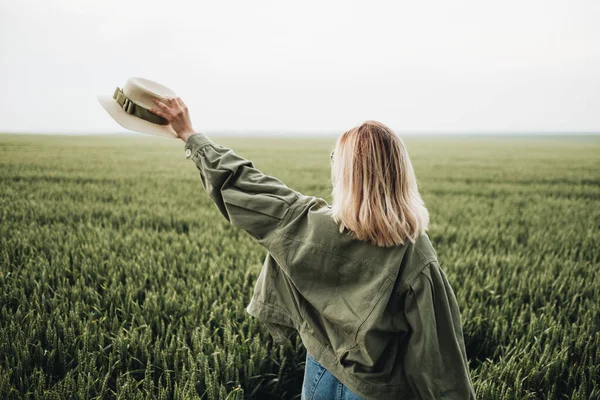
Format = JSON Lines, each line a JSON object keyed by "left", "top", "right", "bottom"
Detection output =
{"left": 0, "top": 133, "right": 599, "bottom": 399}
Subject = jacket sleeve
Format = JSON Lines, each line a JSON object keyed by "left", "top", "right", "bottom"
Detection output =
{"left": 184, "top": 132, "right": 303, "bottom": 245}
{"left": 403, "top": 262, "right": 477, "bottom": 400}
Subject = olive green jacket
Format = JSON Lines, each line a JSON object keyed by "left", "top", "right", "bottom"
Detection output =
{"left": 184, "top": 132, "right": 477, "bottom": 400}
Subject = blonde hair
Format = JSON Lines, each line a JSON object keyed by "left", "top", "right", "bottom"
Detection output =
{"left": 330, "top": 121, "right": 429, "bottom": 247}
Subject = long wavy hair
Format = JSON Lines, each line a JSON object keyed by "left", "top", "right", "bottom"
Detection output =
{"left": 329, "top": 120, "right": 429, "bottom": 247}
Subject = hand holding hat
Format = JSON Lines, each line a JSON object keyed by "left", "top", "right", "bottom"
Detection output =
{"left": 97, "top": 77, "right": 195, "bottom": 141}
{"left": 148, "top": 97, "right": 195, "bottom": 143}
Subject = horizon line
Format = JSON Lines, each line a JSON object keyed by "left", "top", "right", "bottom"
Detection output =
{"left": 1, "top": 130, "right": 599, "bottom": 137}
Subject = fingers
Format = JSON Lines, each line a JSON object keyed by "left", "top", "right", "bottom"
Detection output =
{"left": 152, "top": 98, "right": 171, "bottom": 111}
{"left": 148, "top": 107, "right": 170, "bottom": 121}
{"left": 167, "top": 96, "right": 180, "bottom": 108}
{"left": 149, "top": 96, "right": 186, "bottom": 122}
{"left": 158, "top": 96, "right": 185, "bottom": 108}
{"left": 178, "top": 98, "right": 188, "bottom": 111}
{"left": 174, "top": 97, "right": 188, "bottom": 113}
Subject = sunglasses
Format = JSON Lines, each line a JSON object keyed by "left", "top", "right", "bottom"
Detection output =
{"left": 330, "top": 150, "right": 335, "bottom": 160}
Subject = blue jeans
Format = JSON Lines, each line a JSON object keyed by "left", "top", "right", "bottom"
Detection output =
{"left": 301, "top": 351, "right": 365, "bottom": 400}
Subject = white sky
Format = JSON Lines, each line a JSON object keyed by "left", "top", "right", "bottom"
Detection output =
{"left": 1, "top": 0, "right": 599, "bottom": 134}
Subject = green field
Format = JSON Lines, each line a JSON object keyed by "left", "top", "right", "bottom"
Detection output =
{"left": 1, "top": 133, "right": 599, "bottom": 399}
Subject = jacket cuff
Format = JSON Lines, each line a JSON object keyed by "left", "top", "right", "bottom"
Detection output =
{"left": 184, "top": 132, "right": 214, "bottom": 159}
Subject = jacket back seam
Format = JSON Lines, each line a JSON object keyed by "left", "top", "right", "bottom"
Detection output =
{"left": 396, "top": 259, "right": 437, "bottom": 296}
{"left": 415, "top": 240, "right": 438, "bottom": 268}
{"left": 278, "top": 232, "right": 397, "bottom": 282}
{"left": 352, "top": 278, "right": 394, "bottom": 344}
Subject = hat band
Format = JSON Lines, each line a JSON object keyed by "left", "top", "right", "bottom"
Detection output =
{"left": 113, "top": 87, "right": 169, "bottom": 125}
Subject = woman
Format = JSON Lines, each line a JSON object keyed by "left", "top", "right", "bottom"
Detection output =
{"left": 150, "top": 97, "right": 477, "bottom": 400}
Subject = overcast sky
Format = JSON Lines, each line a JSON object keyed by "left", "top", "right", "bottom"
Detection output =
{"left": 1, "top": 0, "right": 599, "bottom": 135}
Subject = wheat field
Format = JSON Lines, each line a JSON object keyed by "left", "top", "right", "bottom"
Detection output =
{"left": 0, "top": 133, "right": 598, "bottom": 399}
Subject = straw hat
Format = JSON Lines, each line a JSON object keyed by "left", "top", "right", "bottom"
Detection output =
{"left": 97, "top": 77, "right": 179, "bottom": 138}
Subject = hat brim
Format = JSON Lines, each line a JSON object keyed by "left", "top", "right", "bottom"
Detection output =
{"left": 97, "top": 95, "right": 178, "bottom": 138}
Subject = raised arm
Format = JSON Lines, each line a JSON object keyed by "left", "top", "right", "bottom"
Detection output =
{"left": 183, "top": 132, "right": 302, "bottom": 244}
{"left": 149, "top": 96, "right": 304, "bottom": 247}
